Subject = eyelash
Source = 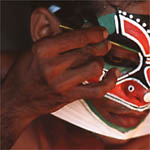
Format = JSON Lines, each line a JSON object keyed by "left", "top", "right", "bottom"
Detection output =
{"left": 104, "top": 55, "right": 137, "bottom": 68}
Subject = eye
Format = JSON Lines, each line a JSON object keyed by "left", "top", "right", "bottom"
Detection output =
{"left": 104, "top": 44, "right": 139, "bottom": 68}
{"left": 104, "top": 55, "right": 138, "bottom": 68}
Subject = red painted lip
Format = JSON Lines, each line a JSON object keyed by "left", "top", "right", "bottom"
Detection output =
{"left": 109, "top": 110, "right": 148, "bottom": 128}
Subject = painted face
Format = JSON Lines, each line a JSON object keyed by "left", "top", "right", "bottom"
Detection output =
{"left": 89, "top": 10, "right": 150, "bottom": 112}
{"left": 49, "top": 5, "right": 150, "bottom": 111}
{"left": 50, "top": 4, "right": 150, "bottom": 137}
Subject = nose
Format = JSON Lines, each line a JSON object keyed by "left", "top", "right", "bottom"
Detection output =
{"left": 144, "top": 91, "right": 150, "bottom": 102}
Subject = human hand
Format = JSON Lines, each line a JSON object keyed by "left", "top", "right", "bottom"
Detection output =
{"left": 16, "top": 26, "right": 119, "bottom": 118}
{"left": 1, "top": 26, "right": 119, "bottom": 150}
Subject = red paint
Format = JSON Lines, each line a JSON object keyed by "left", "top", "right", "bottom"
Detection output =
{"left": 124, "top": 20, "right": 149, "bottom": 56}
{"left": 145, "top": 67, "right": 150, "bottom": 85}
{"left": 109, "top": 79, "right": 149, "bottom": 107}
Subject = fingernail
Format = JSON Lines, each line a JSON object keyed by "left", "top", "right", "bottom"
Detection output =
{"left": 115, "top": 69, "right": 121, "bottom": 78}
{"left": 103, "top": 30, "right": 109, "bottom": 39}
{"left": 106, "top": 41, "right": 112, "bottom": 50}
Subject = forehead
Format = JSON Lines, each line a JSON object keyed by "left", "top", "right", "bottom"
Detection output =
{"left": 92, "top": 0, "right": 149, "bottom": 15}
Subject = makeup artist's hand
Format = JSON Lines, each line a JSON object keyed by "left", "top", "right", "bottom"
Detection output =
{"left": 15, "top": 27, "right": 119, "bottom": 116}
{"left": 2, "top": 27, "right": 119, "bottom": 149}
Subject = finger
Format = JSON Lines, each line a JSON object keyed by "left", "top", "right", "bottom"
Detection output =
{"left": 87, "top": 40, "right": 112, "bottom": 56}
{"left": 49, "top": 61, "right": 104, "bottom": 93}
{"left": 42, "top": 54, "right": 76, "bottom": 81}
{"left": 33, "top": 27, "right": 108, "bottom": 59}
{"left": 63, "top": 68, "right": 120, "bottom": 100}
{"left": 68, "top": 40, "right": 111, "bottom": 68}
{"left": 67, "top": 40, "right": 111, "bottom": 68}
{"left": 42, "top": 50, "right": 89, "bottom": 81}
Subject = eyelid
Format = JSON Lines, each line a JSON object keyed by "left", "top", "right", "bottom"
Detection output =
{"left": 106, "top": 44, "right": 139, "bottom": 64}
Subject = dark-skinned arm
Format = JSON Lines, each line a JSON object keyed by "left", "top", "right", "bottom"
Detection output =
{"left": 1, "top": 51, "right": 37, "bottom": 149}
{"left": 1, "top": 27, "right": 119, "bottom": 149}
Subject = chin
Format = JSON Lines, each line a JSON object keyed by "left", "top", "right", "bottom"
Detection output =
{"left": 91, "top": 98, "right": 149, "bottom": 129}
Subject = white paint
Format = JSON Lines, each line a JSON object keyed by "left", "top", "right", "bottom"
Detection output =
{"left": 136, "top": 18, "right": 140, "bottom": 23}
{"left": 118, "top": 10, "right": 122, "bottom": 14}
{"left": 104, "top": 93, "right": 150, "bottom": 111}
{"left": 144, "top": 92, "right": 150, "bottom": 102}
{"left": 128, "top": 85, "right": 135, "bottom": 92}
{"left": 142, "top": 23, "right": 147, "bottom": 27}
{"left": 129, "top": 14, "right": 133, "bottom": 19}
{"left": 114, "top": 15, "right": 119, "bottom": 34}
{"left": 119, "top": 15, "right": 150, "bottom": 57}
{"left": 144, "top": 66, "right": 150, "bottom": 87}
{"left": 147, "top": 29, "right": 150, "bottom": 34}
{"left": 123, "top": 11, "right": 127, "bottom": 16}
{"left": 52, "top": 100, "right": 150, "bottom": 140}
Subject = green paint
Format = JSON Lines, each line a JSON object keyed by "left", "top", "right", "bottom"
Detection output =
{"left": 97, "top": 13, "right": 138, "bottom": 53}
{"left": 104, "top": 62, "right": 132, "bottom": 74}
{"left": 97, "top": 13, "right": 115, "bottom": 35}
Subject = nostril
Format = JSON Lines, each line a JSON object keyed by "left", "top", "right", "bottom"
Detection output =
{"left": 135, "top": 96, "right": 141, "bottom": 101}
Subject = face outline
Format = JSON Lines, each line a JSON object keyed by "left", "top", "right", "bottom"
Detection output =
{"left": 84, "top": 0, "right": 150, "bottom": 133}
{"left": 87, "top": 49, "right": 149, "bottom": 131}
{"left": 46, "top": 0, "right": 150, "bottom": 145}
{"left": 82, "top": 1, "right": 150, "bottom": 145}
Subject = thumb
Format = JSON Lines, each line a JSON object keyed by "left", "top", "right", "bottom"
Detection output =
{"left": 63, "top": 68, "right": 120, "bottom": 101}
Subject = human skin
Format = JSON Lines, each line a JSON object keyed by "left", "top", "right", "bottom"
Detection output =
{"left": 1, "top": 0, "right": 150, "bottom": 149}
{"left": 1, "top": 8, "right": 119, "bottom": 150}
{"left": 89, "top": 0, "right": 150, "bottom": 145}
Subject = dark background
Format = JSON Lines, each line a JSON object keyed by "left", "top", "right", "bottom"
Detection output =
{"left": 1, "top": 1, "right": 98, "bottom": 51}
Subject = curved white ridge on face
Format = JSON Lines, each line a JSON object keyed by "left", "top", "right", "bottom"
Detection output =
{"left": 144, "top": 92, "right": 150, "bottom": 102}
{"left": 104, "top": 77, "right": 150, "bottom": 112}
{"left": 104, "top": 93, "right": 150, "bottom": 112}
{"left": 119, "top": 15, "right": 150, "bottom": 57}
{"left": 144, "top": 66, "right": 150, "bottom": 87}
{"left": 106, "top": 11, "right": 150, "bottom": 111}
{"left": 51, "top": 99, "right": 150, "bottom": 140}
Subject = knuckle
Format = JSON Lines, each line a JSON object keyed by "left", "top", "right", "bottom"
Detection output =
{"left": 50, "top": 83, "right": 63, "bottom": 94}
{"left": 79, "top": 30, "right": 89, "bottom": 47}
{"left": 78, "top": 27, "right": 102, "bottom": 46}
{"left": 93, "top": 87, "right": 105, "bottom": 99}
{"left": 44, "top": 67, "right": 53, "bottom": 81}
{"left": 92, "top": 26, "right": 106, "bottom": 42}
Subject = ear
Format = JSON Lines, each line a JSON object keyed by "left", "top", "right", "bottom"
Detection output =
{"left": 30, "top": 7, "right": 61, "bottom": 42}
